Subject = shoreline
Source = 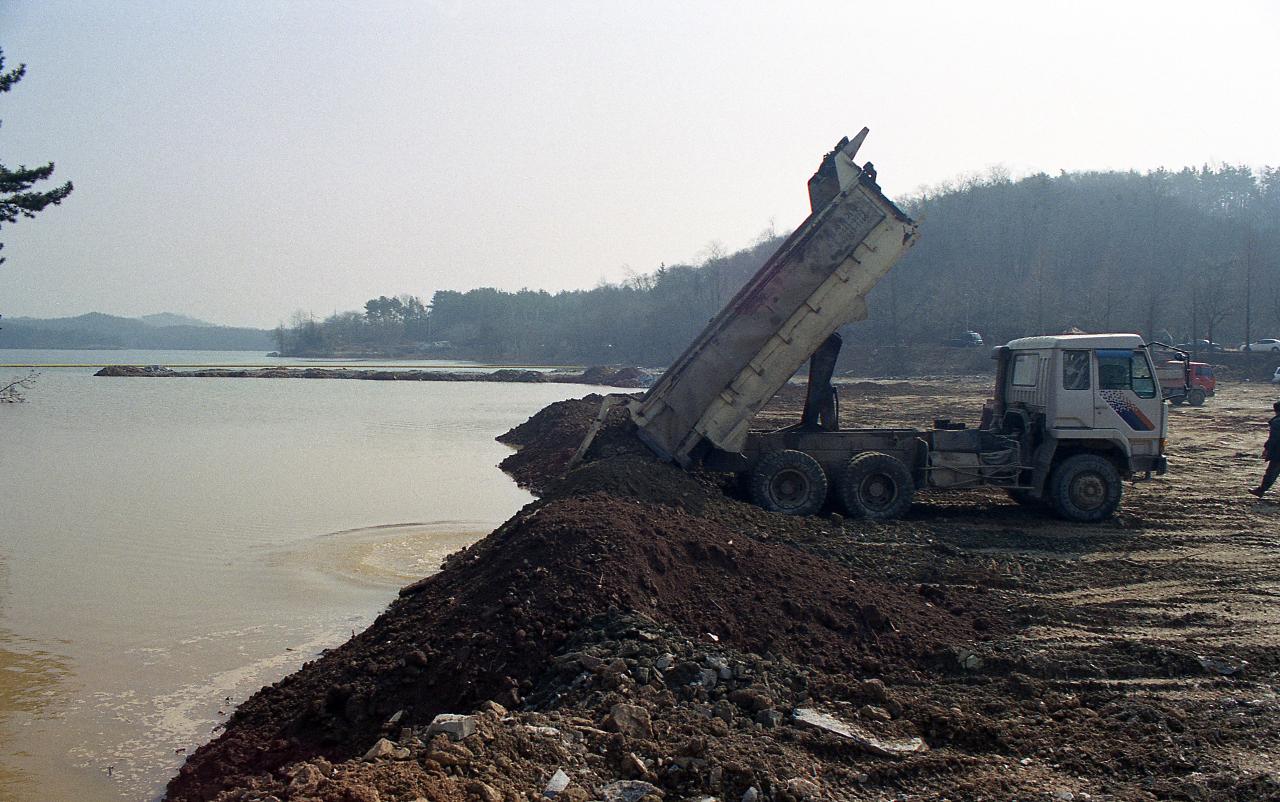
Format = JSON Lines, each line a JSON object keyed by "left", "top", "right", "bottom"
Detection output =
{"left": 93, "top": 364, "right": 653, "bottom": 387}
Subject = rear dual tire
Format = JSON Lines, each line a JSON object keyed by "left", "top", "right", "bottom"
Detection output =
{"left": 748, "top": 449, "right": 916, "bottom": 520}
{"left": 749, "top": 449, "right": 828, "bottom": 517}
{"left": 839, "top": 452, "right": 914, "bottom": 520}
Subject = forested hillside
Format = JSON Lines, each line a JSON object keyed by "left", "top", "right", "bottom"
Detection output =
{"left": 275, "top": 165, "right": 1280, "bottom": 364}
{"left": 0, "top": 313, "right": 274, "bottom": 350}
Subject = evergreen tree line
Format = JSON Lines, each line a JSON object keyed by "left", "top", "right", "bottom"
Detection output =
{"left": 276, "top": 164, "right": 1280, "bottom": 364}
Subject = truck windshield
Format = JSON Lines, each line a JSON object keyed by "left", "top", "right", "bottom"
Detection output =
{"left": 1131, "top": 352, "right": 1157, "bottom": 398}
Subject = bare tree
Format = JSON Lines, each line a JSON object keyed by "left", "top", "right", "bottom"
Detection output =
{"left": 0, "top": 369, "right": 37, "bottom": 402}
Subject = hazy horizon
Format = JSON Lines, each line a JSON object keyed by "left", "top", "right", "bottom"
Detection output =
{"left": 1, "top": 0, "right": 1277, "bottom": 328}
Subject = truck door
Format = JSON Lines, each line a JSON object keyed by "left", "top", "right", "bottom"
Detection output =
{"left": 1056, "top": 349, "right": 1094, "bottom": 428}
{"left": 1094, "top": 349, "right": 1160, "bottom": 434}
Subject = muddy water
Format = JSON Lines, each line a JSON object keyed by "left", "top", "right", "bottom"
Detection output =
{"left": 0, "top": 350, "right": 604, "bottom": 801}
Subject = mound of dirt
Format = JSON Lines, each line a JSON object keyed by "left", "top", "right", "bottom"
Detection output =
{"left": 574, "top": 366, "right": 652, "bottom": 387}
{"left": 496, "top": 393, "right": 646, "bottom": 494}
{"left": 166, "top": 480, "right": 985, "bottom": 801}
{"left": 551, "top": 455, "right": 719, "bottom": 515}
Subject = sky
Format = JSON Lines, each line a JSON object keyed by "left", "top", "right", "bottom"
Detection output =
{"left": 0, "top": 1, "right": 1276, "bottom": 329}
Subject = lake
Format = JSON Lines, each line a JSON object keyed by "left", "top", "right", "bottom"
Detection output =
{"left": 0, "top": 350, "right": 605, "bottom": 800}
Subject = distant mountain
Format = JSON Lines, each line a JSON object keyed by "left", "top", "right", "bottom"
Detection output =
{"left": 139, "top": 312, "right": 215, "bottom": 328}
{"left": 0, "top": 313, "right": 275, "bottom": 351}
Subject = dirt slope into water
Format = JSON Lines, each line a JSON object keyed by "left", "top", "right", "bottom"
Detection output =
{"left": 168, "top": 379, "right": 1280, "bottom": 802}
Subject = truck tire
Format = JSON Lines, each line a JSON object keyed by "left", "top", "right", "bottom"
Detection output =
{"left": 1047, "top": 454, "right": 1122, "bottom": 522}
{"left": 839, "top": 452, "right": 914, "bottom": 520}
{"left": 1187, "top": 388, "right": 1206, "bottom": 406}
{"left": 749, "top": 449, "right": 828, "bottom": 516}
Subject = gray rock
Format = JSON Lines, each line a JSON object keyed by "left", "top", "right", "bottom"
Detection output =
{"left": 427, "top": 713, "right": 477, "bottom": 741}
{"left": 655, "top": 653, "right": 675, "bottom": 671}
{"left": 544, "top": 768, "right": 571, "bottom": 798}
{"left": 698, "top": 668, "right": 718, "bottom": 688}
{"left": 1197, "top": 654, "right": 1247, "bottom": 676}
{"left": 741, "top": 788, "right": 760, "bottom": 802}
{"left": 792, "top": 708, "right": 926, "bottom": 757}
{"left": 755, "top": 708, "right": 783, "bottom": 728}
{"left": 957, "top": 649, "right": 983, "bottom": 671}
{"left": 363, "top": 737, "right": 409, "bottom": 760}
{"left": 607, "top": 703, "right": 654, "bottom": 739}
{"left": 600, "top": 780, "right": 664, "bottom": 801}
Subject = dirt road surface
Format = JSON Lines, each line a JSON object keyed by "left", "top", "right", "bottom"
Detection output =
{"left": 166, "top": 378, "right": 1280, "bottom": 802}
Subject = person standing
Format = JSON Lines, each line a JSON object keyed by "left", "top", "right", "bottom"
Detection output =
{"left": 1249, "top": 401, "right": 1280, "bottom": 497}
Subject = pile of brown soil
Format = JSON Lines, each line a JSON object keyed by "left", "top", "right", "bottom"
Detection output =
{"left": 166, "top": 464, "right": 986, "bottom": 801}
{"left": 495, "top": 394, "right": 605, "bottom": 492}
{"left": 496, "top": 393, "right": 646, "bottom": 494}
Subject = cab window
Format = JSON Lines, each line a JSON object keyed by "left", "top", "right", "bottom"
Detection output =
{"left": 1098, "top": 349, "right": 1156, "bottom": 398}
{"left": 1097, "top": 350, "right": 1131, "bottom": 390}
{"left": 1062, "top": 350, "right": 1090, "bottom": 390}
{"left": 1011, "top": 354, "right": 1038, "bottom": 386}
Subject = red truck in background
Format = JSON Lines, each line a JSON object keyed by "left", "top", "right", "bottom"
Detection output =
{"left": 1157, "top": 359, "right": 1215, "bottom": 406}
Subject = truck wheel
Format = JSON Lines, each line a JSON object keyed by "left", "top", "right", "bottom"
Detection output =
{"left": 749, "top": 450, "right": 828, "bottom": 516}
{"left": 1006, "top": 488, "right": 1042, "bottom": 508}
{"left": 1187, "top": 388, "right": 1206, "bottom": 406}
{"left": 1047, "top": 454, "right": 1122, "bottom": 522}
{"left": 840, "top": 452, "right": 914, "bottom": 520}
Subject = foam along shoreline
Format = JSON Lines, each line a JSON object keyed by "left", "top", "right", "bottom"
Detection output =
{"left": 93, "top": 364, "right": 653, "bottom": 387}
{"left": 271, "top": 522, "right": 494, "bottom": 590}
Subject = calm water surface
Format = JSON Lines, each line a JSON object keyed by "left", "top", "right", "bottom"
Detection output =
{"left": 0, "top": 350, "right": 604, "bottom": 800}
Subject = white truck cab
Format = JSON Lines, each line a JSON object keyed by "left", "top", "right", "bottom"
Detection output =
{"left": 986, "top": 333, "right": 1167, "bottom": 519}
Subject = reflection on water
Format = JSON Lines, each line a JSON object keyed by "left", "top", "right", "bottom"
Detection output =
{"left": 0, "top": 629, "right": 73, "bottom": 796}
{"left": 0, "top": 350, "right": 601, "bottom": 801}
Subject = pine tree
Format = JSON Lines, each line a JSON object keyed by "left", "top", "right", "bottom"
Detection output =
{"left": 0, "top": 47, "right": 73, "bottom": 266}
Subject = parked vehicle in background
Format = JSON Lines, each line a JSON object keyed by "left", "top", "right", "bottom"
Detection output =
{"left": 1243, "top": 338, "right": 1280, "bottom": 352}
{"left": 1273, "top": 366, "right": 1280, "bottom": 384}
{"left": 1175, "top": 339, "right": 1228, "bottom": 353}
{"left": 1158, "top": 360, "right": 1215, "bottom": 406}
{"left": 946, "top": 330, "right": 984, "bottom": 348}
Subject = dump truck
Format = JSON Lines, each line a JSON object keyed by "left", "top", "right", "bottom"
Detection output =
{"left": 579, "top": 130, "right": 1168, "bottom": 522}
{"left": 1156, "top": 358, "right": 1214, "bottom": 406}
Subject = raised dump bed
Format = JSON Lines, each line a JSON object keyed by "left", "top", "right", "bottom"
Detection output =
{"left": 629, "top": 131, "right": 919, "bottom": 466}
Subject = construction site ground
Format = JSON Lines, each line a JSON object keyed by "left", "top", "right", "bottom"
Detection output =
{"left": 166, "top": 377, "right": 1280, "bottom": 802}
